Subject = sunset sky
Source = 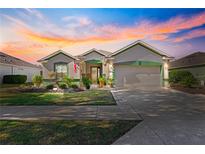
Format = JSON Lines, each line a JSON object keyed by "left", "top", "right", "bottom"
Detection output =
{"left": 0, "top": 8, "right": 205, "bottom": 64}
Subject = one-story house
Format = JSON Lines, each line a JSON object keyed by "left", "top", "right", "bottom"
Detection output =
{"left": 38, "top": 40, "right": 173, "bottom": 87}
{"left": 169, "top": 52, "right": 205, "bottom": 86}
{"left": 0, "top": 52, "right": 42, "bottom": 83}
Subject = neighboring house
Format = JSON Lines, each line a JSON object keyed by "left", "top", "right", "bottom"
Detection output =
{"left": 0, "top": 52, "right": 42, "bottom": 83}
{"left": 38, "top": 40, "right": 173, "bottom": 87}
{"left": 169, "top": 52, "right": 205, "bottom": 86}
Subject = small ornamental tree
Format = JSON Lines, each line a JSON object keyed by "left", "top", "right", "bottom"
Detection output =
{"left": 32, "top": 75, "right": 43, "bottom": 88}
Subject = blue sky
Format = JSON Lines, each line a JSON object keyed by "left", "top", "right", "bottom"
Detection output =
{"left": 0, "top": 8, "right": 205, "bottom": 63}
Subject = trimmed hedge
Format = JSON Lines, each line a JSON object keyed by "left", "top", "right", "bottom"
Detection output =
{"left": 3, "top": 75, "right": 27, "bottom": 84}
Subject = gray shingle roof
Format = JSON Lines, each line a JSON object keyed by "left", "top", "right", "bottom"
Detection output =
{"left": 169, "top": 52, "right": 205, "bottom": 69}
{"left": 97, "top": 50, "right": 112, "bottom": 56}
{"left": 38, "top": 50, "right": 78, "bottom": 62}
{"left": 0, "top": 52, "right": 41, "bottom": 69}
{"left": 110, "top": 40, "right": 173, "bottom": 58}
{"left": 79, "top": 48, "right": 112, "bottom": 57}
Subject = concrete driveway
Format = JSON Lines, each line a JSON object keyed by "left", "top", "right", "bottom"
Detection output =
{"left": 112, "top": 88, "right": 205, "bottom": 145}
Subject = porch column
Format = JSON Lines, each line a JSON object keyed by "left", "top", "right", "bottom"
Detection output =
{"left": 79, "top": 60, "right": 86, "bottom": 87}
{"left": 108, "top": 60, "right": 114, "bottom": 79}
{"left": 163, "top": 59, "right": 169, "bottom": 87}
{"left": 102, "top": 58, "right": 106, "bottom": 77}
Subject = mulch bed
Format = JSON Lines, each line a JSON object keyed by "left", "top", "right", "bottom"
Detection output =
{"left": 171, "top": 85, "right": 205, "bottom": 95}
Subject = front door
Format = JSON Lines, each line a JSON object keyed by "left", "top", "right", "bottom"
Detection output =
{"left": 91, "top": 67, "right": 101, "bottom": 84}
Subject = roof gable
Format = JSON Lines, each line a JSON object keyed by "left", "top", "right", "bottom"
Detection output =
{"left": 38, "top": 50, "right": 77, "bottom": 62}
{"left": 80, "top": 48, "right": 111, "bottom": 57}
{"left": 110, "top": 40, "right": 173, "bottom": 58}
{"left": 0, "top": 52, "right": 41, "bottom": 68}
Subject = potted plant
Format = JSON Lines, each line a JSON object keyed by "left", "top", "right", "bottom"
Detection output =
{"left": 82, "top": 76, "right": 92, "bottom": 89}
{"left": 108, "top": 78, "right": 114, "bottom": 88}
{"left": 98, "top": 76, "right": 106, "bottom": 88}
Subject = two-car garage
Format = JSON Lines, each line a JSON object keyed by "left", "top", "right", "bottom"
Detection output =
{"left": 114, "top": 65, "right": 161, "bottom": 87}
{"left": 110, "top": 40, "right": 170, "bottom": 88}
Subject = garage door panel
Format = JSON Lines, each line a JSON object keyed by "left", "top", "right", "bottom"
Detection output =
{"left": 114, "top": 65, "right": 161, "bottom": 87}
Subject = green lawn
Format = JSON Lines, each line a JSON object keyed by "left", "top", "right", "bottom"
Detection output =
{"left": 0, "top": 120, "right": 139, "bottom": 145}
{"left": 0, "top": 84, "right": 22, "bottom": 89}
{"left": 0, "top": 90, "right": 116, "bottom": 106}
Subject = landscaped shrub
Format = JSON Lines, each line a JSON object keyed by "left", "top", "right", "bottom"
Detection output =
{"left": 82, "top": 76, "right": 92, "bottom": 89}
{"left": 180, "top": 74, "right": 197, "bottom": 87}
{"left": 46, "top": 84, "right": 54, "bottom": 89}
{"left": 58, "top": 82, "right": 68, "bottom": 89}
{"left": 169, "top": 70, "right": 197, "bottom": 87}
{"left": 32, "top": 75, "right": 43, "bottom": 88}
{"left": 70, "top": 83, "right": 78, "bottom": 89}
{"left": 19, "top": 82, "right": 33, "bottom": 88}
{"left": 3, "top": 75, "right": 27, "bottom": 84}
{"left": 72, "top": 78, "right": 80, "bottom": 82}
{"left": 169, "top": 70, "right": 180, "bottom": 84}
{"left": 62, "top": 76, "right": 72, "bottom": 86}
{"left": 24, "top": 82, "right": 33, "bottom": 87}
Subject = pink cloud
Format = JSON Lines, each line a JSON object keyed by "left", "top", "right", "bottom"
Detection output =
{"left": 173, "top": 29, "right": 205, "bottom": 42}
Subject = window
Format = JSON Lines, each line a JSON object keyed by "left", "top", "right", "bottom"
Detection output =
{"left": 54, "top": 63, "right": 68, "bottom": 79}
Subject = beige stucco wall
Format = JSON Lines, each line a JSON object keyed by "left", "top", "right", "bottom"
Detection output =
{"left": 0, "top": 63, "right": 41, "bottom": 83}
{"left": 112, "top": 44, "right": 163, "bottom": 64}
{"left": 41, "top": 53, "right": 80, "bottom": 79}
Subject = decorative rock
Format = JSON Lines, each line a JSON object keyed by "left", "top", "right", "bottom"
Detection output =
{"left": 53, "top": 87, "right": 58, "bottom": 91}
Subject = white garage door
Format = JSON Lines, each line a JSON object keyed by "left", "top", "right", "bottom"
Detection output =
{"left": 114, "top": 65, "right": 161, "bottom": 87}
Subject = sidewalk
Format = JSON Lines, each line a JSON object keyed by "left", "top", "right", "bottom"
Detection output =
{"left": 0, "top": 105, "right": 141, "bottom": 120}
